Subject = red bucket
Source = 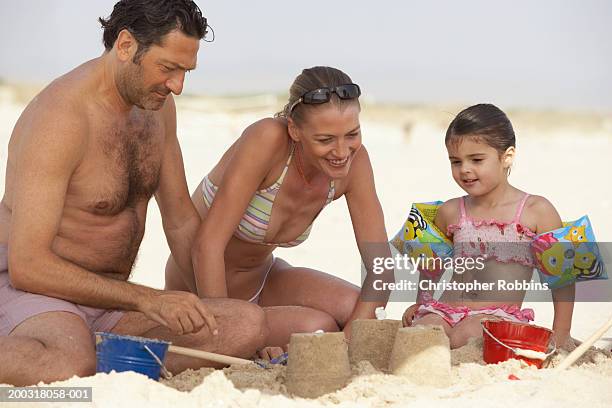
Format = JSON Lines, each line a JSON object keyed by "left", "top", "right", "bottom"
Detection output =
{"left": 481, "top": 320, "right": 553, "bottom": 368}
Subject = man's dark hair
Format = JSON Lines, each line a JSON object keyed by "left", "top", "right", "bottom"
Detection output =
{"left": 99, "top": 0, "right": 208, "bottom": 63}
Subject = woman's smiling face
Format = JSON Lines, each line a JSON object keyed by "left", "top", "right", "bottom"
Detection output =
{"left": 292, "top": 103, "right": 362, "bottom": 179}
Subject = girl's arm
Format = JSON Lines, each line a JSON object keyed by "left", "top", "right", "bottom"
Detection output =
{"left": 532, "top": 196, "right": 574, "bottom": 347}
{"left": 192, "top": 119, "right": 288, "bottom": 298}
{"left": 344, "top": 146, "right": 393, "bottom": 329}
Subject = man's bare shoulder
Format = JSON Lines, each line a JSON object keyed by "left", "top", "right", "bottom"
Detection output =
{"left": 14, "top": 63, "right": 102, "bottom": 151}
{"left": 9, "top": 75, "right": 89, "bottom": 160}
{"left": 24, "top": 69, "right": 90, "bottom": 118}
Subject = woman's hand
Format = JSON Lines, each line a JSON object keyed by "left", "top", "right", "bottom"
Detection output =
{"left": 256, "top": 346, "right": 285, "bottom": 361}
{"left": 342, "top": 321, "right": 353, "bottom": 341}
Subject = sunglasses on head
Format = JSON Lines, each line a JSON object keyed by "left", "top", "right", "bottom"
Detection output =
{"left": 289, "top": 83, "right": 361, "bottom": 113}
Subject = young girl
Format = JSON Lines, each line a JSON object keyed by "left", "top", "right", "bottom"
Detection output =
{"left": 402, "top": 104, "right": 574, "bottom": 349}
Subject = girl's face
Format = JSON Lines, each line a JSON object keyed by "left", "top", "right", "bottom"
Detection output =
{"left": 290, "top": 103, "right": 362, "bottom": 179}
{"left": 446, "top": 136, "right": 511, "bottom": 196}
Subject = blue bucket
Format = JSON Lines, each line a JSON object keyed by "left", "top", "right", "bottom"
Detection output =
{"left": 95, "top": 332, "right": 170, "bottom": 380}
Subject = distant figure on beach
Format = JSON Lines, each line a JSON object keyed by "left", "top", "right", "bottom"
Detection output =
{"left": 165, "top": 66, "right": 393, "bottom": 359}
{"left": 0, "top": 0, "right": 266, "bottom": 386}
{"left": 401, "top": 103, "right": 574, "bottom": 348}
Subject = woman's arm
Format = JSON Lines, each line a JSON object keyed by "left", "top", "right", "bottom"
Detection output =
{"left": 192, "top": 119, "right": 288, "bottom": 298}
{"left": 344, "top": 146, "right": 393, "bottom": 328}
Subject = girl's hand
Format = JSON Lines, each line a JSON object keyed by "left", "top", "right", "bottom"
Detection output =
{"left": 402, "top": 303, "right": 421, "bottom": 327}
{"left": 553, "top": 330, "right": 574, "bottom": 351}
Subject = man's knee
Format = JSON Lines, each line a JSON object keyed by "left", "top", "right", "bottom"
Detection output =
{"left": 237, "top": 301, "right": 268, "bottom": 352}
{"left": 50, "top": 347, "right": 96, "bottom": 379}
{"left": 214, "top": 299, "right": 267, "bottom": 357}
{"left": 4, "top": 312, "right": 97, "bottom": 384}
{"left": 33, "top": 344, "right": 96, "bottom": 384}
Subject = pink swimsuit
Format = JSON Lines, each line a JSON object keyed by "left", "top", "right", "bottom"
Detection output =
{"left": 448, "top": 193, "right": 536, "bottom": 266}
{"left": 413, "top": 194, "right": 536, "bottom": 327}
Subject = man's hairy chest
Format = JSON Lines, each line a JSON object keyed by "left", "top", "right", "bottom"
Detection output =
{"left": 68, "top": 111, "right": 165, "bottom": 216}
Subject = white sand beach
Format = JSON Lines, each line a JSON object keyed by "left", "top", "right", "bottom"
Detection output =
{"left": 9, "top": 338, "right": 612, "bottom": 407}
{"left": 1, "top": 85, "right": 611, "bottom": 406}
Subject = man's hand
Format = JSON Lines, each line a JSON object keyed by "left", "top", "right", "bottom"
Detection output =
{"left": 402, "top": 303, "right": 421, "bottom": 327}
{"left": 139, "top": 290, "right": 218, "bottom": 335}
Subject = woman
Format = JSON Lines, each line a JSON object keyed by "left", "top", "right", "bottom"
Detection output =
{"left": 165, "top": 66, "right": 392, "bottom": 353}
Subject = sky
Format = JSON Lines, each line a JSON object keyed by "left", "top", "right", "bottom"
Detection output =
{"left": 0, "top": 0, "right": 610, "bottom": 110}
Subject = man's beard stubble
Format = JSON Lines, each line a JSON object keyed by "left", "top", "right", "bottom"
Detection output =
{"left": 117, "top": 62, "right": 165, "bottom": 111}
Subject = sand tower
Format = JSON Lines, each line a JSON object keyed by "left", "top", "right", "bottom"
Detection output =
{"left": 389, "top": 325, "right": 451, "bottom": 387}
{"left": 349, "top": 319, "right": 402, "bottom": 371}
{"left": 285, "top": 332, "right": 351, "bottom": 398}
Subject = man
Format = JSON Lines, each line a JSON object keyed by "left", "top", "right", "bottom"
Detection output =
{"left": 0, "top": 0, "right": 266, "bottom": 386}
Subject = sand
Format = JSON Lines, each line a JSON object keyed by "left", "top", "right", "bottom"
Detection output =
{"left": 6, "top": 338, "right": 608, "bottom": 407}
{"left": 285, "top": 332, "right": 352, "bottom": 398}
{"left": 164, "top": 340, "right": 612, "bottom": 406}
{"left": 389, "top": 326, "right": 451, "bottom": 386}
{"left": 348, "top": 319, "right": 402, "bottom": 370}
{"left": 1, "top": 86, "right": 612, "bottom": 406}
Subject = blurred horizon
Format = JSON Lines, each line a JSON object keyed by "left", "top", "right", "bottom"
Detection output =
{"left": 1, "top": 0, "right": 611, "bottom": 112}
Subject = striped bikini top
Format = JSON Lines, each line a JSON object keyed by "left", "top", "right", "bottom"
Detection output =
{"left": 202, "top": 144, "right": 336, "bottom": 247}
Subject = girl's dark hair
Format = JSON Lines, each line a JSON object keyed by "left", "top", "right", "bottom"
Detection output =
{"left": 445, "top": 103, "right": 515, "bottom": 154}
{"left": 276, "top": 66, "right": 359, "bottom": 125}
{"left": 99, "top": 0, "right": 208, "bottom": 63}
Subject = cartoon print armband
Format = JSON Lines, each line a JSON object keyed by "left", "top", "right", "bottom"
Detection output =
{"left": 390, "top": 201, "right": 453, "bottom": 278}
{"left": 530, "top": 215, "right": 607, "bottom": 289}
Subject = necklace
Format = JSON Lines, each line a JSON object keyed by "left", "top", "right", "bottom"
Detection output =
{"left": 294, "top": 143, "right": 311, "bottom": 187}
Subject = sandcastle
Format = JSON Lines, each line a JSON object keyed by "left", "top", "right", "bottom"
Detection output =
{"left": 389, "top": 325, "right": 452, "bottom": 387}
{"left": 349, "top": 319, "right": 402, "bottom": 371}
{"left": 282, "top": 321, "right": 452, "bottom": 397}
{"left": 285, "top": 332, "right": 351, "bottom": 398}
